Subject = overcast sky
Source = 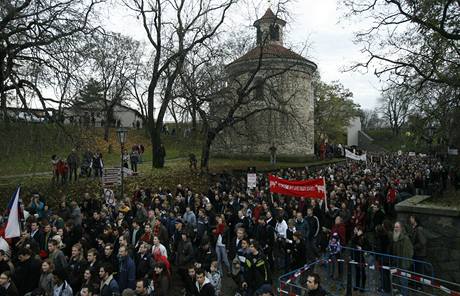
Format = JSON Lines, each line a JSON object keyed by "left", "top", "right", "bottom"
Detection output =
{"left": 288, "top": 0, "right": 381, "bottom": 110}
{"left": 104, "top": 0, "right": 382, "bottom": 110}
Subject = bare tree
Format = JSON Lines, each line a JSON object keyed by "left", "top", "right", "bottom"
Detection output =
{"left": 0, "top": 0, "right": 102, "bottom": 122}
{"left": 87, "top": 32, "right": 141, "bottom": 140}
{"left": 359, "top": 108, "right": 382, "bottom": 130}
{"left": 124, "top": 0, "right": 236, "bottom": 168}
{"left": 343, "top": 0, "right": 459, "bottom": 90}
{"left": 176, "top": 6, "right": 316, "bottom": 171}
{"left": 379, "top": 86, "right": 412, "bottom": 136}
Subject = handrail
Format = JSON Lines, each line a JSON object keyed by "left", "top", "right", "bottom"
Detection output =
{"left": 340, "top": 246, "right": 435, "bottom": 277}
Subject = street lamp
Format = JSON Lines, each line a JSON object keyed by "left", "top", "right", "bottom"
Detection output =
{"left": 427, "top": 124, "right": 435, "bottom": 153}
{"left": 116, "top": 127, "right": 127, "bottom": 200}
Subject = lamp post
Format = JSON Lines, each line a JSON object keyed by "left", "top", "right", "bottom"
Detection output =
{"left": 116, "top": 127, "right": 127, "bottom": 200}
{"left": 427, "top": 124, "right": 435, "bottom": 154}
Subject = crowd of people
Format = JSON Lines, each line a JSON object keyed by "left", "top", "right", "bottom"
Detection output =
{"left": 51, "top": 144, "right": 146, "bottom": 185}
{"left": 0, "top": 152, "right": 453, "bottom": 296}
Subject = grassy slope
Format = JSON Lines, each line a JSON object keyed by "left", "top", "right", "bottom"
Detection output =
{"left": 0, "top": 122, "right": 201, "bottom": 176}
{"left": 0, "top": 122, "right": 344, "bottom": 207}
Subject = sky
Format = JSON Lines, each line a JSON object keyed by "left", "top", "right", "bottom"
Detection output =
{"left": 103, "top": 0, "right": 382, "bottom": 110}
{"left": 287, "top": 0, "right": 381, "bottom": 109}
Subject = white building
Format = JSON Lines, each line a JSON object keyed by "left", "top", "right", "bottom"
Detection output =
{"left": 63, "top": 102, "right": 143, "bottom": 128}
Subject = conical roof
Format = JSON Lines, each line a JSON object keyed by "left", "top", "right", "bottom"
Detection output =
{"left": 253, "top": 8, "right": 286, "bottom": 26}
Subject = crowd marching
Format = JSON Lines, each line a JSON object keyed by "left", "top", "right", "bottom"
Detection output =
{"left": 0, "top": 152, "right": 456, "bottom": 296}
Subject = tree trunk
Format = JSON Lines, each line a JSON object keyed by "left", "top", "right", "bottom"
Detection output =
{"left": 191, "top": 107, "right": 197, "bottom": 132}
{"left": 104, "top": 112, "right": 110, "bottom": 142}
{"left": 0, "top": 72, "right": 8, "bottom": 124}
{"left": 200, "top": 130, "right": 215, "bottom": 173}
{"left": 150, "top": 124, "right": 163, "bottom": 168}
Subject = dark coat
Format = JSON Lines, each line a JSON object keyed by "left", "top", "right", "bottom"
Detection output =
{"left": 118, "top": 256, "right": 136, "bottom": 291}
{"left": 390, "top": 233, "right": 414, "bottom": 270}
{"left": 67, "top": 257, "right": 87, "bottom": 292}
{"left": 176, "top": 239, "right": 194, "bottom": 269}
{"left": 14, "top": 257, "right": 41, "bottom": 295}
{"left": 136, "top": 252, "right": 154, "bottom": 279}
{"left": 196, "top": 281, "right": 215, "bottom": 296}
{"left": 243, "top": 252, "right": 271, "bottom": 291}
{"left": 153, "top": 274, "right": 170, "bottom": 296}
{"left": 0, "top": 282, "right": 19, "bottom": 296}
{"left": 307, "top": 286, "right": 326, "bottom": 296}
{"left": 408, "top": 225, "right": 427, "bottom": 258}
{"left": 100, "top": 277, "right": 120, "bottom": 296}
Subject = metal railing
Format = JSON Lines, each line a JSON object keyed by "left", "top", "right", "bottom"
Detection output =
{"left": 390, "top": 268, "right": 460, "bottom": 296}
{"left": 278, "top": 247, "right": 435, "bottom": 296}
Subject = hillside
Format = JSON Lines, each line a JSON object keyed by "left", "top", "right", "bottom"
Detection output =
{"left": 0, "top": 122, "right": 201, "bottom": 176}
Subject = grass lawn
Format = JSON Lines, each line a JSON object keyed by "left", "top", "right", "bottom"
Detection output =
{"left": 0, "top": 154, "right": 343, "bottom": 207}
{"left": 0, "top": 122, "right": 201, "bottom": 176}
{"left": 0, "top": 122, "right": 344, "bottom": 205}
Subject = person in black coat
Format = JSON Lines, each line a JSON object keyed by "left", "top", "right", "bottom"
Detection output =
{"left": 254, "top": 216, "right": 275, "bottom": 268}
{"left": 351, "top": 226, "right": 370, "bottom": 292}
{"left": 0, "top": 271, "right": 19, "bottom": 296}
{"left": 14, "top": 248, "right": 41, "bottom": 295}
{"left": 184, "top": 265, "right": 198, "bottom": 296}
{"left": 306, "top": 273, "right": 326, "bottom": 296}
{"left": 291, "top": 232, "right": 307, "bottom": 270}
{"left": 30, "top": 220, "right": 44, "bottom": 249}
{"left": 195, "top": 269, "right": 215, "bottom": 296}
{"left": 67, "top": 243, "right": 87, "bottom": 293}
{"left": 0, "top": 251, "right": 11, "bottom": 275}
{"left": 135, "top": 242, "right": 154, "bottom": 279}
{"left": 100, "top": 243, "right": 119, "bottom": 275}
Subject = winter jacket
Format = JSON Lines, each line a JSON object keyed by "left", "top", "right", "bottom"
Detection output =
{"left": 100, "top": 275, "right": 120, "bottom": 296}
{"left": 243, "top": 252, "right": 271, "bottom": 291}
{"left": 176, "top": 239, "right": 194, "bottom": 269}
{"left": 14, "top": 257, "right": 41, "bottom": 295}
{"left": 118, "top": 256, "right": 136, "bottom": 291}
{"left": 67, "top": 257, "right": 86, "bottom": 292}
{"left": 195, "top": 277, "right": 215, "bottom": 296}
{"left": 39, "top": 272, "right": 54, "bottom": 296}
{"left": 408, "top": 225, "right": 427, "bottom": 257}
{"left": 390, "top": 233, "right": 414, "bottom": 270}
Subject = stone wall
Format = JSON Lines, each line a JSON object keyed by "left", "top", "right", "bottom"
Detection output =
{"left": 395, "top": 195, "right": 460, "bottom": 284}
{"left": 211, "top": 60, "right": 315, "bottom": 158}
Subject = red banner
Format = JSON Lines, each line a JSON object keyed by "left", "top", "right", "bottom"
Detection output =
{"left": 269, "top": 175, "right": 326, "bottom": 199}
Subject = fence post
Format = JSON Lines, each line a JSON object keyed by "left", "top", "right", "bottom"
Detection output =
{"left": 346, "top": 256, "right": 352, "bottom": 296}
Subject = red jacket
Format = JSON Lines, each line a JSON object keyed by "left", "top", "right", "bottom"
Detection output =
{"left": 213, "top": 223, "right": 226, "bottom": 237}
{"left": 331, "top": 223, "right": 346, "bottom": 244}
{"left": 387, "top": 188, "right": 398, "bottom": 204}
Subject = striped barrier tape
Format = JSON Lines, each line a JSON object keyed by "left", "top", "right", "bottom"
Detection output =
{"left": 391, "top": 269, "right": 460, "bottom": 296}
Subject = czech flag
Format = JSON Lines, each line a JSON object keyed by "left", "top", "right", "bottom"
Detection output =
{"left": 5, "top": 187, "right": 21, "bottom": 239}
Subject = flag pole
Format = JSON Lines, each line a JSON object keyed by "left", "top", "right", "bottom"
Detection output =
{"left": 323, "top": 177, "right": 328, "bottom": 211}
